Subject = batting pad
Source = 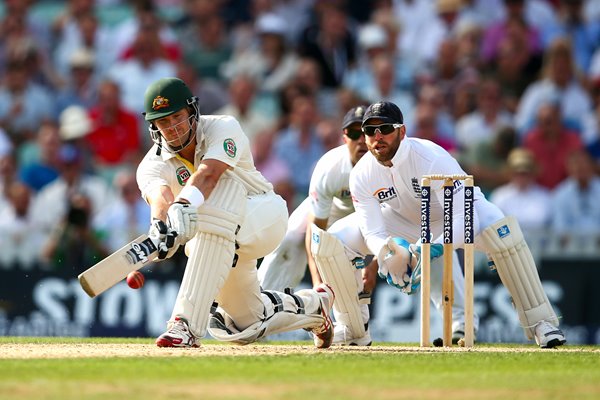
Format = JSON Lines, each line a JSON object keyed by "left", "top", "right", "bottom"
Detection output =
{"left": 209, "top": 289, "right": 324, "bottom": 344}
{"left": 480, "top": 216, "right": 558, "bottom": 339}
{"left": 257, "top": 233, "right": 307, "bottom": 291}
{"left": 173, "top": 178, "right": 247, "bottom": 338}
{"left": 310, "top": 224, "right": 365, "bottom": 338}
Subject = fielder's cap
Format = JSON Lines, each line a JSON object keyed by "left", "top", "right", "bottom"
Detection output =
{"left": 507, "top": 148, "right": 535, "bottom": 173}
{"left": 362, "top": 101, "right": 404, "bottom": 126}
{"left": 69, "top": 48, "right": 95, "bottom": 69}
{"left": 256, "top": 13, "right": 287, "bottom": 36}
{"left": 342, "top": 105, "right": 368, "bottom": 129}
{"left": 59, "top": 105, "right": 92, "bottom": 140}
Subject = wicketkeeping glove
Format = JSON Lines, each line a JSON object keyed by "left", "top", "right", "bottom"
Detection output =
{"left": 148, "top": 218, "right": 179, "bottom": 260}
{"left": 166, "top": 202, "right": 199, "bottom": 243}
{"left": 377, "top": 237, "right": 444, "bottom": 295}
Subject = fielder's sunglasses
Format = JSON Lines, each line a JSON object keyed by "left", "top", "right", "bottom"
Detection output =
{"left": 344, "top": 128, "right": 364, "bottom": 140}
{"left": 362, "top": 123, "right": 403, "bottom": 137}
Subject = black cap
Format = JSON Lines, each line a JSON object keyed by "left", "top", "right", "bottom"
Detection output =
{"left": 342, "top": 105, "right": 368, "bottom": 129}
{"left": 362, "top": 101, "right": 404, "bottom": 126}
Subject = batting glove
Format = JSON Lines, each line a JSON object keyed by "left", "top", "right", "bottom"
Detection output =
{"left": 166, "top": 202, "right": 199, "bottom": 243}
{"left": 148, "top": 218, "right": 179, "bottom": 260}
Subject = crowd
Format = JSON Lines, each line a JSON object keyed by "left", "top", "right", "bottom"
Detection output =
{"left": 0, "top": 0, "right": 599, "bottom": 270}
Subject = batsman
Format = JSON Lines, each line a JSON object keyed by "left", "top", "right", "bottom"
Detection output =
{"left": 136, "top": 77, "right": 334, "bottom": 348}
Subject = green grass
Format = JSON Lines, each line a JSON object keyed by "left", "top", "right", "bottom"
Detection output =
{"left": 0, "top": 338, "right": 599, "bottom": 400}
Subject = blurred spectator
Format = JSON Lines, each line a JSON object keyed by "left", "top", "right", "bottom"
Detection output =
{"left": 412, "top": 103, "right": 456, "bottom": 153}
{"left": 86, "top": 79, "right": 141, "bottom": 182}
{"left": 0, "top": 59, "right": 53, "bottom": 144}
{"left": 222, "top": 13, "right": 299, "bottom": 94}
{"left": 357, "top": 54, "right": 415, "bottom": 122}
{"left": 515, "top": 37, "right": 593, "bottom": 138}
{"left": 0, "top": 182, "right": 46, "bottom": 268}
{"left": 523, "top": 101, "right": 584, "bottom": 190}
{"left": 315, "top": 118, "right": 343, "bottom": 152}
{"left": 292, "top": 57, "right": 338, "bottom": 118}
{"left": 551, "top": 149, "right": 600, "bottom": 248}
{"left": 274, "top": 94, "right": 325, "bottom": 199}
{"left": 455, "top": 77, "right": 513, "bottom": 153}
{"left": 461, "top": 125, "right": 517, "bottom": 195}
{"left": 115, "top": 2, "right": 181, "bottom": 62}
{"left": 58, "top": 105, "right": 96, "bottom": 173}
{"left": 490, "top": 147, "right": 552, "bottom": 235}
{"left": 411, "top": 83, "right": 455, "bottom": 140}
{"left": 32, "top": 144, "right": 112, "bottom": 239}
{"left": 93, "top": 169, "right": 150, "bottom": 252}
{"left": 252, "top": 130, "right": 295, "bottom": 211}
{"left": 489, "top": 34, "right": 538, "bottom": 113}
{"left": 52, "top": 12, "right": 113, "bottom": 79}
{"left": 41, "top": 192, "right": 109, "bottom": 272}
{"left": 177, "top": 9, "right": 232, "bottom": 81}
{"left": 214, "top": 74, "right": 275, "bottom": 143}
{"left": 0, "top": 153, "right": 18, "bottom": 211}
{"left": 481, "top": 0, "right": 543, "bottom": 64}
{"left": 19, "top": 121, "right": 62, "bottom": 192}
{"left": 454, "top": 18, "right": 485, "bottom": 70}
{"left": 298, "top": 2, "right": 357, "bottom": 88}
{"left": 55, "top": 48, "right": 98, "bottom": 114}
{"left": 0, "top": 0, "right": 50, "bottom": 59}
{"left": 175, "top": 62, "right": 227, "bottom": 115}
{"left": 542, "top": 0, "right": 600, "bottom": 74}
{"left": 106, "top": 25, "right": 177, "bottom": 114}
{"left": 51, "top": 0, "right": 95, "bottom": 46}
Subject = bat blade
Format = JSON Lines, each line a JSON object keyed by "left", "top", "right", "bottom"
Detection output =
{"left": 78, "top": 234, "right": 158, "bottom": 298}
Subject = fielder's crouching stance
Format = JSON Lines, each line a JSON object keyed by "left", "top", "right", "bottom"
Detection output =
{"left": 137, "top": 77, "right": 334, "bottom": 348}
{"left": 333, "top": 101, "right": 565, "bottom": 348}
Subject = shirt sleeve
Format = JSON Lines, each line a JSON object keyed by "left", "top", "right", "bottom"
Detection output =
{"left": 203, "top": 117, "right": 248, "bottom": 168}
{"left": 136, "top": 157, "right": 170, "bottom": 203}
{"left": 309, "top": 158, "right": 335, "bottom": 219}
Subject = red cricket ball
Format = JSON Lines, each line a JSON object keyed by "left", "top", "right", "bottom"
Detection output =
{"left": 126, "top": 271, "right": 145, "bottom": 289}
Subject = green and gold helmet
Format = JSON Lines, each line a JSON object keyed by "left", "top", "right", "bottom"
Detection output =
{"left": 143, "top": 77, "right": 195, "bottom": 121}
{"left": 143, "top": 77, "right": 200, "bottom": 154}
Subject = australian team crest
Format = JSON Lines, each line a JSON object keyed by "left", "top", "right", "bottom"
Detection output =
{"left": 152, "top": 96, "right": 169, "bottom": 110}
{"left": 176, "top": 166, "right": 191, "bottom": 185}
{"left": 223, "top": 138, "right": 237, "bottom": 158}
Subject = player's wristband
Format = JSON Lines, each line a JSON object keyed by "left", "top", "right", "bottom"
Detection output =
{"left": 176, "top": 185, "right": 205, "bottom": 208}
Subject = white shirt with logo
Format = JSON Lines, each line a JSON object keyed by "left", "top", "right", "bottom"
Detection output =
{"left": 137, "top": 115, "right": 273, "bottom": 201}
{"left": 350, "top": 137, "right": 503, "bottom": 256}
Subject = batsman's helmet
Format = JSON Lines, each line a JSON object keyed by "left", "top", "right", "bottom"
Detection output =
{"left": 143, "top": 77, "right": 196, "bottom": 121}
{"left": 142, "top": 77, "right": 200, "bottom": 154}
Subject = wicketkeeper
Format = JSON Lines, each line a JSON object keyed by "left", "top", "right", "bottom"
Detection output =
{"left": 315, "top": 101, "right": 565, "bottom": 348}
{"left": 136, "top": 77, "right": 334, "bottom": 348}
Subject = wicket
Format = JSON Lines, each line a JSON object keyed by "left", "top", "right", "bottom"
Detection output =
{"left": 420, "top": 174, "right": 475, "bottom": 347}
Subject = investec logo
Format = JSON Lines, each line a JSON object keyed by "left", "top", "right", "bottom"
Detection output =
{"left": 443, "top": 187, "right": 453, "bottom": 244}
{"left": 373, "top": 186, "right": 397, "bottom": 202}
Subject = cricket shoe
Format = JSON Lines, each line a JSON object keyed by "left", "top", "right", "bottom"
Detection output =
{"left": 534, "top": 320, "right": 566, "bottom": 349}
{"left": 332, "top": 323, "right": 372, "bottom": 346}
{"left": 310, "top": 283, "right": 335, "bottom": 349}
{"left": 156, "top": 317, "right": 199, "bottom": 348}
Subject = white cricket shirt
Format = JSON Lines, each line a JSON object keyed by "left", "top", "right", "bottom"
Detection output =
{"left": 137, "top": 115, "right": 273, "bottom": 201}
{"left": 349, "top": 137, "right": 486, "bottom": 256}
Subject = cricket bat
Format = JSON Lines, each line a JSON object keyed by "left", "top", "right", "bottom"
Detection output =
{"left": 78, "top": 234, "right": 158, "bottom": 298}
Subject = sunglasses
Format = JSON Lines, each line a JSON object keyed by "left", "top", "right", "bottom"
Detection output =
{"left": 344, "top": 128, "right": 364, "bottom": 140}
{"left": 362, "top": 123, "right": 402, "bottom": 137}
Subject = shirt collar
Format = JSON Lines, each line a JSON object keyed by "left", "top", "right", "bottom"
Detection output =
{"left": 389, "top": 136, "right": 408, "bottom": 167}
